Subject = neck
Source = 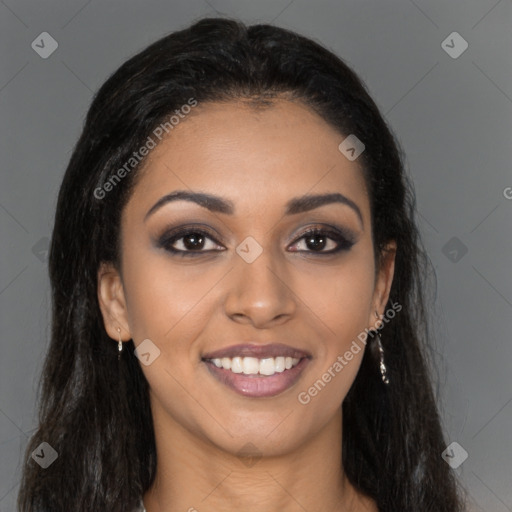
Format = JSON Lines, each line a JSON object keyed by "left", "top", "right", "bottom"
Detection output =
{"left": 143, "top": 402, "right": 371, "bottom": 512}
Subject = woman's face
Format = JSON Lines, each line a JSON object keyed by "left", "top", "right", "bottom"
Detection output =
{"left": 98, "top": 99, "right": 395, "bottom": 456}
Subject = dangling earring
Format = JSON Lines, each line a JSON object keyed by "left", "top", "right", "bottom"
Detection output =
{"left": 375, "top": 330, "right": 389, "bottom": 385}
{"left": 117, "top": 327, "right": 123, "bottom": 360}
{"left": 374, "top": 311, "right": 389, "bottom": 385}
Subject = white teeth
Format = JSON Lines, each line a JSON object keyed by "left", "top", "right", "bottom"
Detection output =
{"left": 275, "top": 356, "right": 285, "bottom": 372}
{"left": 259, "top": 358, "right": 276, "bottom": 376}
{"left": 242, "top": 357, "right": 260, "bottom": 374}
{"left": 231, "top": 357, "right": 243, "bottom": 373}
{"left": 209, "top": 356, "right": 301, "bottom": 375}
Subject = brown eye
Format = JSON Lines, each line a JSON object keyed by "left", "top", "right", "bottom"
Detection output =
{"left": 157, "top": 227, "right": 224, "bottom": 256}
{"left": 289, "top": 227, "right": 355, "bottom": 254}
{"left": 180, "top": 232, "right": 206, "bottom": 250}
{"left": 303, "top": 231, "right": 331, "bottom": 251}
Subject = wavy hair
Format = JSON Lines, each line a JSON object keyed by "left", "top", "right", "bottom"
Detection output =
{"left": 18, "top": 17, "right": 465, "bottom": 511}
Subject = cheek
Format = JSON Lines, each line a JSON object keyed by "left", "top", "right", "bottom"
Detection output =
{"left": 304, "top": 249, "right": 375, "bottom": 340}
{"left": 300, "top": 247, "right": 375, "bottom": 400}
{"left": 120, "top": 238, "right": 213, "bottom": 342}
{"left": 119, "top": 246, "right": 236, "bottom": 392}
{"left": 122, "top": 264, "right": 175, "bottom": 341}
{"left": 297, "top": 257, "right": 374, "bottom": 415}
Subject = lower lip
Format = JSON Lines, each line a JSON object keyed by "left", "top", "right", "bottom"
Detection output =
{"left": 203, "top": 358, "right": 310, "bottom": 398}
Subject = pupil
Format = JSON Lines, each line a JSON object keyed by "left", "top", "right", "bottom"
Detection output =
{"left": 184, "top": 233, "right": 204, "bottom": 250}
{"left": 306, "top": 233, "right": 326, "bottom": 251}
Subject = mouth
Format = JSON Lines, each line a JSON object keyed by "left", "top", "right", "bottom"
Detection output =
{"left": 201, "top": 343, "right": 312, "bottom": 398}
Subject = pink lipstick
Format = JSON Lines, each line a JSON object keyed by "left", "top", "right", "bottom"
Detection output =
{"left": 202, "top": 343, "right": 311, "bottom": 398}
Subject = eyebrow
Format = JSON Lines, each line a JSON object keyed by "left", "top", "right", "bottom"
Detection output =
{"left": 144, "top": 190, "right": 363, "bottom": 226}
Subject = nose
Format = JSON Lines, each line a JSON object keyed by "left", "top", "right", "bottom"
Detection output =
{"left": 224, "top": 249, "right": 297, "bottom": 328}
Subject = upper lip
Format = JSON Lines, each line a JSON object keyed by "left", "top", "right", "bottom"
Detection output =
{"left": 202, "top": 343, "right": 311, "bottom": 360}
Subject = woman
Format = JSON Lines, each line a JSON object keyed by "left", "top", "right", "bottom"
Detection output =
{"left": 18, "top": 17, "right": 465, "bottom": 512}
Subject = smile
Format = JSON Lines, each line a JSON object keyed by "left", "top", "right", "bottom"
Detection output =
{"left": 207, "top": 355, "right": 301, "bottom": 375}
{"left": 202, "top": 356, "right": 310, "bottom": 398}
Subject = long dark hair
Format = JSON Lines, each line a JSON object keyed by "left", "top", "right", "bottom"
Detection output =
{"left": 18, "top": 17, "right": 465, "bottom": 512}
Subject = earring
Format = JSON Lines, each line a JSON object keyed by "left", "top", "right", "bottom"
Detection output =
{"left": 375, "top": 331, "right": 389, "bottom": 385}
{"left": 117, "top": 327, "right": 123, "bottom": 359}
{"left": 373, "top": 311, "right": 389, "bottom": 385}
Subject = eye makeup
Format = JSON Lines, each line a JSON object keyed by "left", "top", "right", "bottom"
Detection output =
{"left": 154, "top": 222, "right": 358, "bottom": 258}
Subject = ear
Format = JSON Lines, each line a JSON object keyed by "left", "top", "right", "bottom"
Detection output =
{"left": 368, "top": 241, "right": 397, "bottom": 327}
{"left": 97, "top": 261, "right": 132, "bottom": 343}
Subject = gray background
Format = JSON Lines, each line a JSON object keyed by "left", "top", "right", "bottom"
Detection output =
{"left": 1, "top": 1, "right": 511, "bottom": 510}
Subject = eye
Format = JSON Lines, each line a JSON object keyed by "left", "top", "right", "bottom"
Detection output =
{"left": 156, "top": 225, "right": 356, "bottom": 257}
{"left": 288, "top": 227, "right": 355, "bottom": 254}
{"left": 156, "top": 226, "right": 224, "bottom": 256}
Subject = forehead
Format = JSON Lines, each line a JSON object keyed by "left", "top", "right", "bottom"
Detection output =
{"left": 126, "top": 99, "right": 369, "bottom": 220}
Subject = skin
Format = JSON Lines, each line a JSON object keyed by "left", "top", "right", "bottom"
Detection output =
{"left": 98, "top": 99, "right": 395, "bottom": 512}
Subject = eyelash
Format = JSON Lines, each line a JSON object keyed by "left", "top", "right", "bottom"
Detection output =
{"left": 156, "top": 225, "right": 356, "bottom": 257}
